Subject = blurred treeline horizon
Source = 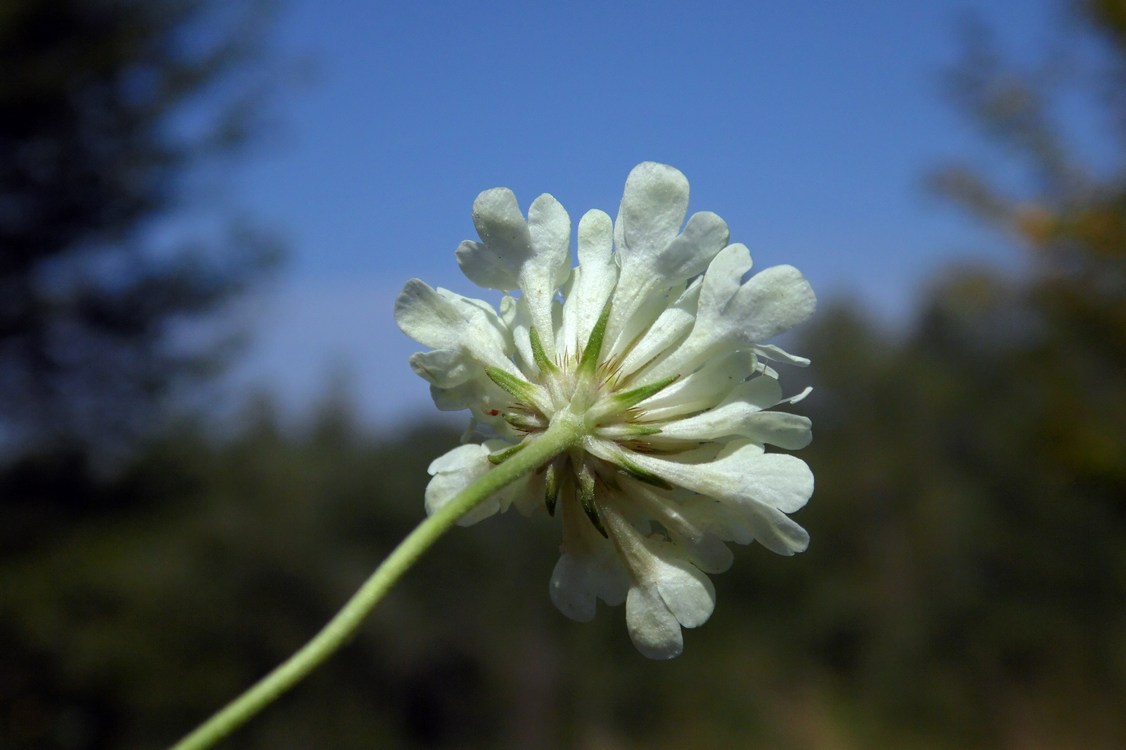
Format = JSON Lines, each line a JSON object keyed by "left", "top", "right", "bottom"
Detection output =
{"left": 2, "top": 0, "right": 1123, "bottom": 748}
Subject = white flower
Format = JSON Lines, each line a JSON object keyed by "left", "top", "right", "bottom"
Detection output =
{"left": 396, "top": 162, "right": 816, "bottom": 659}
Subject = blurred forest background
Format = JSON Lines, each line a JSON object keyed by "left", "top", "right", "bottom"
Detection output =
{"left": 1, "top": 0, "right": 1123, "bottom": 748}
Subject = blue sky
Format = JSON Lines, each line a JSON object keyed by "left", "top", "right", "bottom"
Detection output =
{"left": 217, "top": 0, "right": 1070, "bottom": 429}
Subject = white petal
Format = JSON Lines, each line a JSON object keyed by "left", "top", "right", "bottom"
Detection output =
{"left": 732, "top": 265, "right": 818, "bottom": 343}
{"left": 626, "top": 585, "right": 684, "bottom": 659}
{"left": 424, "top": 444, "right": 500, "bottom": 525}
{"left": 394, "top": 279, "right": 469, "bottom": 350}
{"left": 678, "top": 496, "right": 757, "bottom": 546}
{"left": 729, "top": 449, "right": 816, "bottom": 513}
{"left": 653, "top": 554, "right": 716, "bottom": 629}
{"left": 550, "top": 494, "right": 629, "bottom": 621}
{"left": 498, "top": 293, "right": 519, "bottom": 329}
{"left": 426, "top": 439, "right": 543, "bottom": 525}
{"left": 755, "top": 343, "right": 811, "bottom": 367}
{"left": 642, "top": 262, "right": 815, "bottom": 382}
{"left": 679, "top": 530, "right": 734, "bottom": 574}
{"left": 652, "top": 212, "right": 732, "bottom": 287}
{"left": 527, "top": 194, "right": 572, "bottom": 292}
{"left": 395, "top": 280, "right": 515, "bottom": 374}
{"left": 609, "top": 443, "right": 812, "bottom": 556}
{"left": 457, "top": 188, "right": 529, "bottom": 290}
{"left": 615, "top": 162, "right": 690, "bottom": 265}
{"left": 609, "top": 163, "right": 728, "bottom": 347}
{"left": 621, "top": 443, "right": 813, "bottom": 514}
{"left": 620, "top": 480, "right": 734, "bottom": 574}
{"left": 617, "top": 279, "right": 701, "bottom": 378}
{"left": 738, "top": 412, "right": 813, "bottom": 450}
{"left": 426, "top": 443, "right": 481, "bottom": 474}
{"left": 523, "top": 194, "right": 571, "bottom": 357}
{"left": 731, "top": 374, "right": 785, "bottom": 409}
{"left": 399, "top": 282, "right": 555, "bottom": 413}
{"left": 648, "top": 376, "right": 780, "bottom": 439}
{"left": 505, "top": 295, "right": 538, "bottom": 377}
{"left": 456, "top": 189, "right": 572, "bottom": 359}
{"left": 428, "top": 375, "right": 505, "bottom": 413}
{"left": 559, "top": 209, "right": 617, "bottom": 355}
{"left": 607, "top": 281, "right": 686, "bottom": 361}
{"left": 699, "top": 244, "right": 755, "bottom": 318}
{"left": 408, "top": 349, "right": 474, "bottom": 388}
{"left": 602, "top": 504, "right": 716, "bottom": 658}
{"left": 647, "top": 377, "right": 811, "bottom": 448}
{"left": 442, "top": 288, "right": 515, "bottom": 345}
{"left": 454, "top": 240, "right": 515, "bottom": 290}
{"left": 608, "top": 213, "right": 730, "bottom": 353}
{"left": 636, "top": 350, "right": 756, "bottom": 422}
{"left": 738, "top": 503, "right": 810, "bottom": 555}
{"left": 549, "top": 553, "right": 599, "bottom": 622}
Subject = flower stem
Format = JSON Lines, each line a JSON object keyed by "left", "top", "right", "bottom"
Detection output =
{"left": 170, "top": 416, "right": 582, "bottom": 750}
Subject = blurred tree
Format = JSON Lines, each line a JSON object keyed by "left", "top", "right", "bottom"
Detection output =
{"left": 0, "top": 0, "right": 281, "bottom": 466}
{"left": 759, "top": 0, "right": 1126, "bottom": 744}
{"left": 927, "top": 1, "right": 1126, "bottom": 638}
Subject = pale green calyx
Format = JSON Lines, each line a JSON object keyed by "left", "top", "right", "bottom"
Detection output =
{"left": 396, "top": 162, "right": 817, "bottom": 659}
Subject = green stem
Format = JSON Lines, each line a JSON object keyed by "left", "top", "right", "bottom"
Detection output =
{"left": 170, "top": 415, "right": 582, "bottom": 750}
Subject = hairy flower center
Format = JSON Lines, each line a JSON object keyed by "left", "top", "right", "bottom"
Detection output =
{"left": 482, "top": 320, "right": 679, "bottom": 536}
{"left": 542, "top": 355, "right": 615, "bottom": 426}
{"left": 490, "top": 308, "right": 677, "bottom": 452}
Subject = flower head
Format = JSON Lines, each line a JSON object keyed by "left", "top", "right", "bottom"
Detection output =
{"left": 395, "top": 162, "right": 816, "bottom": 658}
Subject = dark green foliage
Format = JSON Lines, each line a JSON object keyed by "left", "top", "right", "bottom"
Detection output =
{"left": 2, "top": 314, "right": 1122, "bottom": 749}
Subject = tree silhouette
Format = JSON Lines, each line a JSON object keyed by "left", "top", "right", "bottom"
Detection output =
{"left": 0, "top": 0, "right": 280, "bottom": 462}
